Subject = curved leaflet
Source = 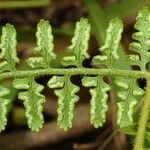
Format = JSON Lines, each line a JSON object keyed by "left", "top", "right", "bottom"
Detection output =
{"left": 115, "top": 77, "right": 144, "bottom": 127}
{"left": 13, "top": 77, "right": 45, "bottom": 131}
{"left": 82, "top": 76, "right": 110, "bottom": 128}
{"left": 0, "top": 86, "right": 10, "bottom": 131}
{"left": 126, "top": 6, "right": 150, "bottom": 71}
{"left": 0, "top": 23, "right": 19, "bottom": 72}
{"left": 27, "top": 19, "right": 56, "bottom": 69}
{"left": 61, "top": 18, "right": 91, "bottom": 67}
{"left": 92, "top": 18, "right": 123, "bottom": 68}
{"left": 48, "top": 75, "right": 79, "bottom": 131}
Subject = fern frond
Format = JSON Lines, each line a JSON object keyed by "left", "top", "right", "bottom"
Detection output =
{"left": 0, "top": 24, "right": 19, "bottom": 72}
{"left": 115, "top": 6, "right": 150, "bottom": 129}
{"left": 82, "top": 76, "right": 110, "bottom": 128}
{"left": 48, "top": 75, "right": 79, "bottom": 131}
{"left": 91, "top": 17, "right": 144, "bottom": 128}
{"left": 0, "top": 86, "right": 10, "bottom": 131}
{"left": 92, "top": 18, "right": 123, "bottom": 68}
{"left": 13, "top": 77, "right": 45, "bottom": 131}
{"left": 126, "top": 6, "right": 150, "bottom": 71}
{"left": 61, "top": 18, "right": 91, "bottom": 67}
{"left": 115, "top": 77, "right": 144, "bottom": 127}
{"left": 27, "top": 19, "right": 56, "bottom": 69}
{"left": 0, "top": 8, "right": 149, "bottom": 150}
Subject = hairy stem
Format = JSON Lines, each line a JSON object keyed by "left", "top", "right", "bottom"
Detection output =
{"left": 134, "top": 76, "right": 150, "bottom": 150}
{"left": 0, "top": 69, "right": 147, "bottom": 80}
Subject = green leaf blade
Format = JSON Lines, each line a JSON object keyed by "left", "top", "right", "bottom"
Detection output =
{"left": 48, "top": 75, "right": 79, "bottom": 131}
{"left": 92, "top": 18, "right": 123, "bottom": 68}
{"left": 82, "top": 76, "right": 110, "bottom": 128}
{"left": 27, "top": 19, "right": 56, "bottom": 69}
{"left": 61, "top": 18, "right": 91, "bottom": 67}
{"left": 0, "top": 86, "right": 10, "bottom": 131}
{"left": 13, "top": 77, "right": 45, "bottom": 131}
{"left": 127, "top": 6, "right": 150, "bottom": 71}
{"left": 0, "top": 23, "right": 19, "bottom": 72}
{"left": 115, "top": 77, "right": 144, "bottom": 128}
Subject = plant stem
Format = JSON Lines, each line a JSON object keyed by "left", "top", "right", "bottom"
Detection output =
{"left": 0, "top": 0, "right": 49, "bottom": 9}
{"left": 0, "top": 69, "right": 147, "bottom": 80}
{"left": 133, "top": 76, "right": 150, "bottom": 150}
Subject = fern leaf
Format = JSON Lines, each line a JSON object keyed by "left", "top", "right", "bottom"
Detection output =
{"left": 91, "top": 17, "right": 143, "bottom": 128}
{"left": 0, "top": 23, "right": 19, "bottom": 72}
{"left": 92, "top": 18, "right": 123, "bottom": 68}
{"left": 126, "top": 6, "right": 150, "bottom": 71}
{"left": 61, "top": 18, "right": 91, "bottom": 67}
{"left": 13, "top": 77, "right": 45, "bottom": 131}
{"left": 0, "top": 86, "right": 10, "bottom": 131}
{"left": 115, "top": 77, "right": 144, "bottom": 127}
{"left": 48, "top": 75, "right": 79, "bottom": 131}
{"left": 27, "top": 19, "right": 56, "bottom": 69}
{"left": 82, "top": 76, "right": 110, "bottom": 128}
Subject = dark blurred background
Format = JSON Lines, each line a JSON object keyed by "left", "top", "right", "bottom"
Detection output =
{"left": 0, "top": 0, "right": 149, "bottom": 150}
